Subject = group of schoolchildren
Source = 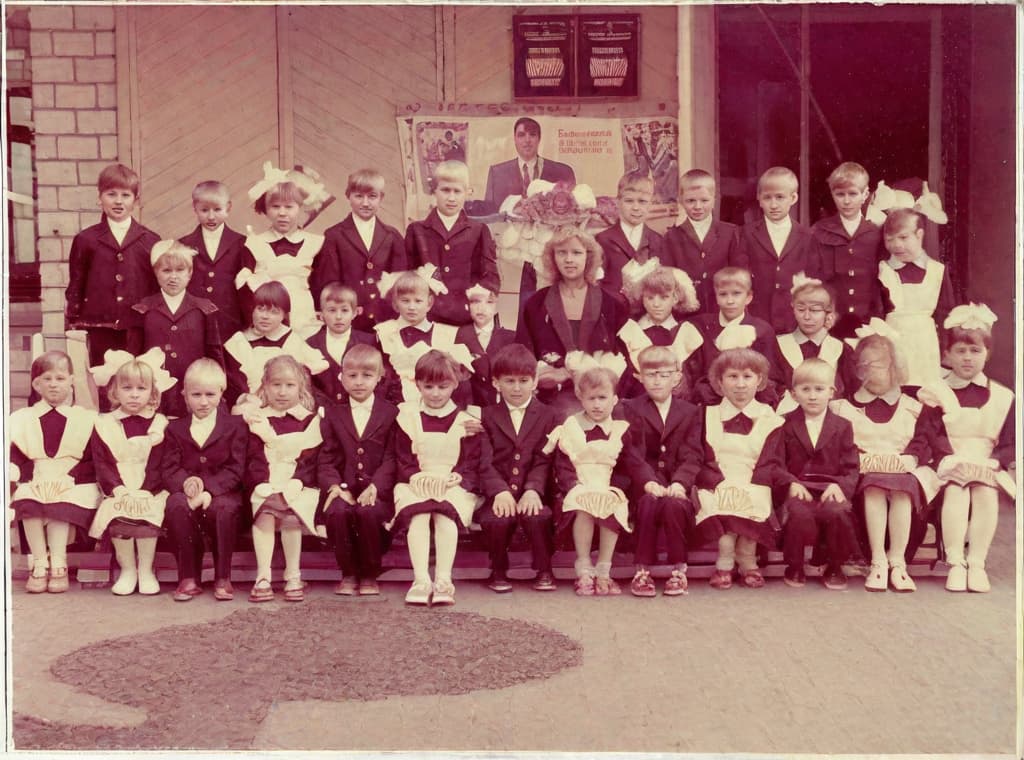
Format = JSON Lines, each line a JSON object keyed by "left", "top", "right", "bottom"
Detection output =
{"left": 9, "top": 154, "right": 1013, "bottom": 607}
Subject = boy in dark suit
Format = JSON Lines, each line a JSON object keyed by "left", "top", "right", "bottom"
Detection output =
{"left": 307, "top": 283, "right": 377, "bottom": 407}
{"left": 735, "top": 166, "right": 822, "bottom": 333}
{"left": 405, "top": 160, "right": 500, "bottom": 326}
{"left": 162, "top": 359, "right": 247, "bottom": 602}
{"left": 317, "top": 344, "right": 398, "bottom": 596}
{"left": 623, "top": 346, "right": 703, "bottom": 597}
{"left": 178, "top": 180, "right": 248, "bottom": 339}
{"left": 763, "top": 358, "right": 860, "bottom": 590}
{"left": 477, "top": 343, "right": 558, "bottom": 592}
{"left": 311, "top": 168, "right": 406, "bottom": 333}
{"left": 595, "top": 171, "right": 663, "bottom": 301}
{"left": 65, "top": 163, "right": 160, "bottom": 374}
{"left": 127, "top": 241, "right": 224, "bottom": 419}
{"left": 456, "top": 285, "right": 516, "bottom": 408}
{"left": 661, "top": 169, "right": 740, "bottom": 313}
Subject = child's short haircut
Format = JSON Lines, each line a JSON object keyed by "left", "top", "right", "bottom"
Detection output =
{"left": 680, "top": 168, "right": 715, "bottom": 192}
{"left": 853, "top": 334, "right": 908, "bottom": 386}
{"left": 713, "top": 266, "right": 752, "bottom": 292}
{"left": 758, "top": 166, "right": 799, "bottom": 193}
{"left": 152, "top": 241, "right": 196, "bottom": 271}
{"left": 791, "top": 279, "right": 835, "bottom": 310}
{"left": 432, "top": 160, "right": 470, "bottom": 190}
{"left": 491, "top": 343, "right": 538, "bottom": 379}
{"left": 414, "top": 349, "right": 463, "bottom": 385}
{"left": 539, "top": 227, "right": 604, "bottom": 286}
{"left": 192, "top": 180, "right": 230, "bottom": 203}
{"left": 882, "top": 207, "right": 924, "bottom": 234}
{"left": 389, "top": 271, "right": 431, "bottom": 304}
{"left": 708, "top": 348, "right": 770, "bottom": 394}
{"left": 574, "top": 366, "right": 618, "bottom": 396}
{"left": 341, "top": 343, "right": 384, "bottom": 374}
{"left": 618, "top": 170, "right": 654, "bottom": 196}
{"left": 826, "top": 162, "right": 869, "bottom": 191}
{"left": 257, "top": 355, "right": 315, "bottom": 411}
{"left": 184, "top": 357, "right": 227, "bottom": 391}
{"left": 637, "top": 345, "right": 680, "bottom": 372}
{"left": 97, "top": 163, "right": 140, "bottom": 196}
{"left": 107, "top": 359, "right": 161, "bottom": 411}
{"left": 252, "top": 281, "right": 291, "bottom": 316}
{"left": 31, "top": 350, "right": 73, "bottom": 381}
{"left": 943, "top": 325, "right": 993, "bottom": 352}
{"left": 791, "top": 357, "right": 836, "bottom": 388}
{"left": 319, "top": 282, "right": 359, "bottom": 309}
{"left": 346, "top": 168, "right": 386, "bottom": 196}
{"left": 253, "top": 181, "right": 308, "bottom": 215}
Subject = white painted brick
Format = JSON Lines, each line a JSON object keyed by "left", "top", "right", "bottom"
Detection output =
{"left": 58, "top": 185, "right": 96, "bottom": 211}
{"left": 40, "top": 262, "right": 69, "bottom": 289}
{"left": 74, "top": 6, "right": 114, "bottom": 30}
{"left": 37, "top": 161, "right": 78, "bottom": 186}
{"left": 33, "top": 84, "right": 55, "bottom": 108}
{"left": 35, "top": 109, "right": 76, "bottom": 134}
{"left": 77, "top": 161, "right": 112, "bottom": 184}
{"left": 74, "top": 58, "right": 115, "bottom": 84}
{"left": 38, "top": 238, "right": 65, "bottom": 261}
{"left": 99, "top": 136, "right": 118, "bottom": 160}
{"left": 94, "top": 31, "right": 115, "bottom": 56}
{"left": 29, "top": 31, "right": 52, "bottom": 56}
{"left": 37, "top": 187, "right": 59, "bottom": 211}
{"left": 95, "top": 83, "right": 115, "bottom": 108}
{"left": 55, "top": 84, "right": 96, "bottom": 109}
{"left": 36, "top": 136, "right": 58, "bottom": 159}
{"left": 38, "top": 211, "right": 80, "bottom": 237}
{"left": 76, "top": 110, "right": 116, "bottom": 134}
{"left": 31, "top": 6, "right": 75, "bottom": 30}
{"left": 42, "top": 286, "right": 67, "bottom": 312}
{"left": 32, "top": 57, "right": 75, "bottom": 83}
{"left": 42, "top": 312, "right": 68, "bottom": 338}
{"left": 52, "top": 32, "right": 95, "bottom": 57}
{"left": 57, "top": 136, "right": 97, "bottom": 160}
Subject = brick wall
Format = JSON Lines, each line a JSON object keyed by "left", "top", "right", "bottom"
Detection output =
{"left": 29, "top": 5, "right": 117, "bottom": 346}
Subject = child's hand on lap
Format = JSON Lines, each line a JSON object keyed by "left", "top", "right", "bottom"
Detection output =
{"left": 643, "top": 480, "right": 666, "bottom": 497}
{"left": 667, "top": 482, "right": 688, "bottom": 500}
{"left": 183, "top": 476, "right": 204, "bottom": 499}
{"left": 789, "top": 482, "right": 813, "bottom": 501}
{"left": 493, "top": 491, "right": 516, "bottom": 517}
{"left": 517, "top": 489, "right": 542, "bottom": 516}
{"left": 356, "top": 484, "right": 377, "bottom": 506}
{"left": 820, "top": 484, "right": 845, "bottom": 503}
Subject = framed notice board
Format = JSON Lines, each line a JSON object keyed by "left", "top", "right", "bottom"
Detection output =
{"left": 512, "top": 13, "right": 640, "bottom": 100}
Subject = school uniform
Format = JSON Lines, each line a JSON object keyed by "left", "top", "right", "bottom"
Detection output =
{"left": 595, "top": 222, "right": 663, "bottom": 301}
{"left": 89, "top": 411, "right": 169, "bottom": 539}
{"left": 477, "top": 398, "right": 558, "bottom": 577}
{"left": 179, "top": 224, "right": 248, "bottom": 338}
{"left": 455, "top": 321, "right": 516, "bottom": 407}
{"left": 161, "top": 410, "right": 247, "bottom": 582}
{"left": 773, "top": 329, "right": 858, "bottom": 412}
{"left": 317, "top": 397, "right": 399, "bottom": 580}
{"left": 128, "top": 292, "right": 224, "bottom": 418}
{"left": 684, "top": 311, "right": 783, "bottom": 407}
{"left": 238, "top": 230, "right": 324, "bottom": 336}
{"left": 736, "top": 218, "right": 821, "bottom": 333}
{"left": 616, "top": 315, "right": 704, "bottom": 399}
{"left": 762, "top": 408, "right": 861, "bottom": 571}
{"left": 9, "top": 402, "right": 100, "bottom": 530}
{"left": 811, "top": 214, "right": 884, "bottom": 338}
{"left": 405, "top": 209, "right": 500, "bottom": 326}
{"left": 306, "top": 325, "right": 378, "bottom": 407}
{"left": 223, "top": 325, "right": 329, "bottom": 409}
{"left": 622, "top": 394, "right": 702, "bottom": 567}
{"left": 311, "top": 214, "right": 407, "bottom": 333}
{"left": 661, "top": 217, "right": 740, "bottom": 313}
{"left": 65, "top": 215, "right": 161, "bottom": 366}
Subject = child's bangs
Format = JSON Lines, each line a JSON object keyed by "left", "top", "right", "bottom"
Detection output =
{"left": 31, "top": 351, "right": 73, "bottom": 380}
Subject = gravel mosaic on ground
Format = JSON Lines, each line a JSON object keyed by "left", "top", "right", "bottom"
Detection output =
{"left": 14, "top": 599, "right": 583, "bottom": 750}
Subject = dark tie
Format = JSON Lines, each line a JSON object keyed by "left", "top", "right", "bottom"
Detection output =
{"left": 522, "top": 163, "right": 531, "bottom": 195}
{"left": 585, "top": 426, "right": 609, "bottom": 442}
{"left": 645, "top": 325, "right": 673, "bottom": 346}
{"left": 800, "top": 341, "right": 818, "bottom": 359}
{"left": 400, "top": 325, "right": 431, "bottom": 347}
{"left": 722, "top": 413, "right": 753, "bottom": 435}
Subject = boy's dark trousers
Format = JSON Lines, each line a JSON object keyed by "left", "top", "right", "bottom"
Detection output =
{"left": 633, "top": 494, "right": 695, "bottom": 566}
{"left": 324, "top": 500, "right": 392, "bottom": 579}
{"left": 165, "top": 493, "right": 241, "bottom": 581}
{"left": 477, "top": 504, "right": 554, "bottom": 577}
{"left": 781, "top": 496, "right": 856, "bottom": 569}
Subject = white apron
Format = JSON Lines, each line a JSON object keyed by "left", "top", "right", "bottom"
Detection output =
{"left": 236, "top": 230, "right": 324, "bottom": 337}
{"left": 10, "top": 403, "right": 100, "bottom": 509}
{"left": 879, "top": 259, "right": 943, "bottom": 386}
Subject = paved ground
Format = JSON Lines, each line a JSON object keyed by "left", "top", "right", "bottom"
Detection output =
{"left": 8, "top": 502, "right": 1019, "bottom": 755}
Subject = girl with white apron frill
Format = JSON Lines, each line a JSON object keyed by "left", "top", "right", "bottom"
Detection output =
{"left": 878, "top": 258, "right": 945, "bottom": 387}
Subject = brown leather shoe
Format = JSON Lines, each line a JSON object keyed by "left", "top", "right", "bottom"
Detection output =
{"left": 173, "top": 578, "right": 202, "bottom": 602}
{"left": 213, "top": 579, "right": 234, "bottom": 601}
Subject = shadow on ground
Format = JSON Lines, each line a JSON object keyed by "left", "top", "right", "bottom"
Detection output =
{"left": 13, "top": 599, "right": 583, "bottom": 750}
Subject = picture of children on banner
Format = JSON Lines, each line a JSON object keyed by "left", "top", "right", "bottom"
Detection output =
{"left": 415, "top": 121, "right": 470, "bottom": 193}
{"left": 622, "top": 119, "right": 678, "bottom": 203}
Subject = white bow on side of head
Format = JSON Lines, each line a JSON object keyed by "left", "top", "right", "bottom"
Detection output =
{"left": 564, "top": 350, "right": 627, "bottom": 383}
{"left": 844, "top": 317, "right": 901, "bottom": 350}
{"left": 247, "top": 162, "right": 292, "bottom": 204}
{"left": 414, "top": 264, "right": 449, "bottom": 296}
{"left": 867, "top": 179, "right": 947, "bottom": 225}
{"left": 89, "top": 347, "right": 178, "bottom": 392}
{"left": 790, "top": 271, "right": 823, "bottom": 295}
{"left": 944, "top": 303, "right": 997, "bottom": 332}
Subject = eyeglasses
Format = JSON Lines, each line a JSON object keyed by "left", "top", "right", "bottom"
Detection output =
{"left": 642, "top": 370, "right": 679, "bottom": 380}
{"left": 794, "top": 305, "right": 828, "bottom": 315}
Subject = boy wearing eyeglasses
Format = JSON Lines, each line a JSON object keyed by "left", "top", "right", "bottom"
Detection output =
{"left": 774, "top": 276, "right": 858, "bottom": 414}
{"left": 622, "top": 345, "right": 702, "bottom": 597}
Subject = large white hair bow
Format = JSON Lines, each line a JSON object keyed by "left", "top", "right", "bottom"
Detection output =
{"left": 376, "top": 264, "right": 450, "bottom": 300}
{"left": 944, "top": 303, "right": 997, "bottom": 332}
{"left": 866, "top": 179, "right": 947, "bottom": 225}
{"left": 247, "top": 161, "right": 334, "bottom": 219}
{"left": 620, "top": 257, "right": 661, "bottom": 300}
{"left": 564, "top": 350, "right": 627, "bottom": 382}
{"left": 790, "top": 271, "right": 823, "bottom": 295}
{"left": 845, "top": 317, "right": 901, "bottom": 350}
{"left": 89, "top": 347, "right": 177, "bottom": 392}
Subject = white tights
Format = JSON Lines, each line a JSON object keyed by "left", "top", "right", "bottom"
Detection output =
{"left": 941, "top": 484, "right": 999, "bottom": 566}
{"left": 572, "top": 512, "right": 618, "bottom": 578}
{"left": 252, "top": 513, "right": 303, "bottom": 582}
{"left": 22, "top": 517, "right": 70, "bottom": 570}
{"left": 863, "top": 486, "right": 912, "bottom": 565}
{"left": 407, "top": 513, "right": 458, "bottom": 585}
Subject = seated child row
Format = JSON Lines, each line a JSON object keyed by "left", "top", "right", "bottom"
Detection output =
{"left": 13, "top": 306, "right": 1012, "bottom": 604}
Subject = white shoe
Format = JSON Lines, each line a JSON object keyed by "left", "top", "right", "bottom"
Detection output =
{"left": 137, "top": 566, "right": 160, "bottom": 595}
{"left": 431, "top": 579, "right": 455, "bottom": 606}
{"left": 945, "top": 561, "right": 967, "bottom": 592}
{"left": 967, "top": 562, "right": 991, "bottom": 593}
{"left": 889, "top": 562, "right": 916, "bottom": 593}
{"left": 404, "top": 581, "right": 432, "bottom": 605}
{"left": 111, "top": 566, "right": 138, "bottom": 596}
{"left": 864, "top": 562, "right": 887, "bottom": 592}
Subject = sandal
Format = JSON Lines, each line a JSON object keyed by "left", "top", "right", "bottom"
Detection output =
{"left": 248, "top": 578, "right": 274, "bottom": 603}
{"left": 740, "top": 569, "right": 765, "bottom": 589}
{"left": 283, "top": 578, "right": 305, "bottom": 602}
{"left": 595, "top": 576, "right": 621, "bottom": 596}
{"left": 663, "top": 569, "right": 689, "bottom": 596}
{"left": 709, "top": 569, "right": 733, "bottom": 590}
{"left": 629, "top": 569, "right": 656, "bottom": 597}
{"left": 574, "top": 573, "right": 595, "bottom": 596}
